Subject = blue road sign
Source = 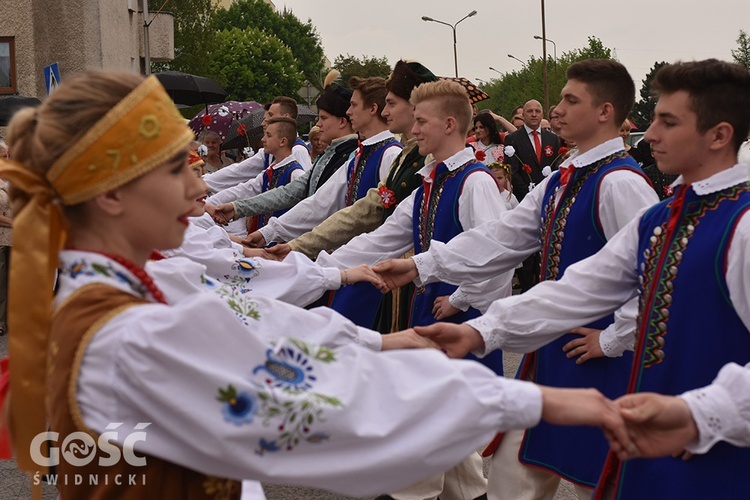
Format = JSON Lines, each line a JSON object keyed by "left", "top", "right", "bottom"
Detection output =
{"left": 44, "top": 63, "right": 61, "bottom": 95}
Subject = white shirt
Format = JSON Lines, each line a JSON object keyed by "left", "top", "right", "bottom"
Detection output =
{"left": 157, "top": 223, "right": 342, "bottom": 307}
{"left": 682, "top": 362, "right": 750, "bottom": 454}
{"left": 206, "top": 154, "right": 305, "bottom": 205}
{"left": 414, "top": 138, "right": 659, "bottom": 355}
{"left": 316, "top": 147, "right": 513, "bottom": 312}
{"left": 57, "top": 250, "right": 544, "bottom": 496}
{"left": 524, "top": 124, "right": 542, "bottom": 156}
{"left": 204, "top": 143, "right": 312, "bottom": 193}
{"left": 259, "top": 130, "right": 402, "bottom": 244}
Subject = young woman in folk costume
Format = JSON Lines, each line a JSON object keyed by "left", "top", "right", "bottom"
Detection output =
{"left": 0, "top": 72, "right": 633, "bottom": 499}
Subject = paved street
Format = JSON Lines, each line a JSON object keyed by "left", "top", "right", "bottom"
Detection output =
{"left": 0, "top": 335, "right": 575, "bottom": 499}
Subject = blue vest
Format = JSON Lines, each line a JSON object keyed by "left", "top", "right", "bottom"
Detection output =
{"left": 254, "top": 161, "right": 303, "bottom": 229}
{"left": 518, "top": 153, "right": 647, "bottom": 487}
{"left": 409, "top": 161, "right": 504, "bottom": 374}
{"left": 597, "top": 182, "right": 750, "bottom": 499}
{"left": 344, "top": 137, "right": 402, "bottom": 206}
{"left": 263, "top": 138, "right": 308, "bottom": 169}
{"left": 330, "top": 137, "right": 402, "bottom": 328}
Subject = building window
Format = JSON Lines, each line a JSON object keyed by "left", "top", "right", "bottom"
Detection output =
{"left": 0, "top": 38, "right": 16, "bottom": 94}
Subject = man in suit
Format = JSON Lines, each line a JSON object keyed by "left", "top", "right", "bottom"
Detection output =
{"left": 504, "top": 99, "right": 560, "bottom": 201}
{"left": 503, "top": 100, "right": 560, "bottom": 291}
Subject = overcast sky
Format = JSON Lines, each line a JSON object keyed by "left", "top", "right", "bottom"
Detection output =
{"left": 278, "top": 0, "right": 748, "bottom": 103}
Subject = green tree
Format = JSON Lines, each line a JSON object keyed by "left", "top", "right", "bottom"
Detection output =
{"left": 149, "top": 0, "right": 217, "bottom": 77}
{"left": 478, "top": 37, "right": 613, "bottom": 120}
{"left": 731, "top": 30, "right": 750, "bottom": 69}
{"left": 631, "top": 61, "right": 668, "bottom": 129}
{"left": 209, "top": 27, "right": 304, "bottom": 103}
{"left": 333, "top": 54, "right": 391, "bottom": 86}
{"left": 214, "top": 0, "right": 325, "bottom": 86}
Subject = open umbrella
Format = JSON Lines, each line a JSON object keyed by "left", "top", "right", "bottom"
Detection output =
{"left": 222, "top": 104, "right": 319, "bottom": 150}
{"left": 188, "top": 101, "right": 261, "bottom": 141}
{"left": 155, "top": 71, "right": 227, "bottom": 107}
{"left": 0, "top": 95, "right": 42, "bottom": 127}
{"left": 439, "top": 77, "right": 490, "bottom": 104}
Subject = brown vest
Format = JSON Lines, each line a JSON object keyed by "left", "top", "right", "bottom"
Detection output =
{"left": 48, "top": 283, "right": 241, "bottom": 499}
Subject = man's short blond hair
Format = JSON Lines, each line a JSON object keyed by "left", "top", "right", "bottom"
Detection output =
{"left": 410, "top": 80, "right": 473, "bottom": 135}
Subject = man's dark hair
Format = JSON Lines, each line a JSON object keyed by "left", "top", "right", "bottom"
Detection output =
{"left": 348, "top": 76, "right": 388, "bottom": 124}
{"left": 566, "top": 59, "right": 635, "bottom": 125}
{"left": 266, "top": 116, "right": 298, "bottom": 146}
{"left": 651, "top": 59, "right": 750, "bottom": 151}
{"left": 271, "top": 96, "right": 299, "bottom": 119}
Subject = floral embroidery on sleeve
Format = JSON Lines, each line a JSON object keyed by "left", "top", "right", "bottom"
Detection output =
{"left": 216, "top": 339, "right": 344, "bottom": 455}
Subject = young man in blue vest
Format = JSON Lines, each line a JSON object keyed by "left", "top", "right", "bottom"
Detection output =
{"left": 388, "top": 59, "right": 750, "bottom": 500}
{"left": 374, "top": 59, "right": 658, "bottom": 500}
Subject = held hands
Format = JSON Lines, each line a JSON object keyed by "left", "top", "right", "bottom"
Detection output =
{"left": 372, "top": 258, "right": 419, "bottom": 292}
{"left": 432, "top": 296, "right": 461, "bottom": 320}
{"left": 209, "top": 203, "right": 236, "bottom": 225}
{"left": 609, "top": 393, "right": 698, "bottom": 461}
{"left": 381, "top": 329, "right": 441, "bottom": 351}
{"left": 562, "top": 327, "right": 605, "bottom": 365}
{"left": 265, "top": 243, "right": 292, "bottom": 260}
{"left": 340, "top": 265, "right": 386, "bottom": 290}
{"left": 242, "top": 231, "right": 266, "bottom": 248}
{"left": 241, "top": 247, "right": 280, "bottom": 260}
{"left": 412, "top": 322, "right": 485, "bottom": 359}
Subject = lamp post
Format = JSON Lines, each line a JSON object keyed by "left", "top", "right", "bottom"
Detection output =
{"left": 422, "top": 10, "right": 478, "bottom": 77}
{"left": 539, "top": 0, "right": 549, "bottom": 113}
{"left": 476, "top": 77, "right": 488, "bottom": 85}
{"left": 534, "top": 35, "right": 557, "bottom": 99}
{"left": 489, "top": 66, "right": 503, "bottom": 76}
{"left": 507, "top": 54, "right": 524, "bottom": 65}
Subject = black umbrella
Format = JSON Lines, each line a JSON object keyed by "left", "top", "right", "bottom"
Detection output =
{"left": 0, "top": 96, "right": 42, "bottom": 127}
{"left": 222, "top": 104, "right": 319, "bottom": 150}
{"left": 155, "top": 71, "right": 227, "bottom": 107}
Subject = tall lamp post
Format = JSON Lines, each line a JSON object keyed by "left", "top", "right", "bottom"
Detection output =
{"left": 422, "top": 10, "right": 478, "bottom": 77}
{"left": 539, "top": 0, "right": 549, "bottom": 113}
{"left": 507, "top": 54, "right": 524, "bottom": 65}
{"left": 534, "top": 35, "right": 557, "bottom": 99}
{"left": 489, "top": 66, "right": 503, "bottom": 76}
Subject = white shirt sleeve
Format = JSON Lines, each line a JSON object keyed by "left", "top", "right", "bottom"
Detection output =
{"left": 292, "top": 143, "right": 312, "bottom": 171}
{"left": 595, "top": 171, "right": 659, "bottom": 356}
{"left": 682, "top": 362, "right": 750, "bottom": 454}
{"left": 76, "top": 293, "right": 544, "bottom": 496}
{"left": 207, "top": 171, "right": 265, "bottom": 205}
{"left": 466, "top": 215, "right": 642, "bottom": 356}
{"left": 259, "top": 162, "right": 350, "bottom": 243}
{"left": 379, "top": 144, "right": 403, "bottom": 181}
{"left": 448, "top": 171, "right": 514, "bottom": 313}
{"left": 413, "top": 175, "right": 551, "bottom": 288}
{"left": 315, "top": 191, "right": 416, "bottom": 269}
{"left": 204, "top": 149, "right": 266, "bottom": 193}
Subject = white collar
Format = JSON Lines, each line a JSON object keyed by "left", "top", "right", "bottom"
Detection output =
{"left": 417, "top": 147, "right": 475, "bottom": 179}
{"left": 362, "top": 129, "right": 395, "bottom": 146}
{"left": 523, "top": 124, "right": 540, "bottom": 135}
{"left": 269, "top": 154, "right": 296, "bottom": 170}
{"left": 56, "top": 250, "right": 154, "bottom": 306}
{"left": 330, "top": 134, "right": 358, "bottom": 147}
{"left": 672, "top": 163, "right": 750, "bottom": 195}
{"left": 561, "top": 137, "right": 625, "bottom": 169}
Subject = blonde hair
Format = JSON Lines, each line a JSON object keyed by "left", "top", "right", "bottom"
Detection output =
{"left": 6, "top": 71, "right": 144, "bottom": 211}
{"left": 410, "top": 80, "right": 473, "bottom": 135}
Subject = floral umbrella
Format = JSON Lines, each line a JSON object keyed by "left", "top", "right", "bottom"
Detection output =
{"left": 188, "top": 101, "right": 262, "bottom": 142}
{"left": 221, "top": 104, "right": 319, "bottom": 151}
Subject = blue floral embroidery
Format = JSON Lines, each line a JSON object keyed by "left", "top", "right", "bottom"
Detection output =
{"left": 217, "top": 385, "right": 258, "bottom": 426}
{"left": 62, "top": 258, "right": 146, "bottom": 297}
{"left": 253, "top": 346, "right": 317, "bottom": 391}
{"left": 216, "top": 339, "right": 342, "bottom": 455}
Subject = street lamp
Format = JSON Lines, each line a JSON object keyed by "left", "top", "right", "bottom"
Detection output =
{"left": 422, "top": 10, "right": 478, "bottom": 77}
{"left": 489, "top": 67, "right": 503, "bottom": 76}
{"left": 507, "top": 54, "right": 524, "bottom": 65}
{"left": 539, "top": 0, "right": 549, "bottom": 113}
{"left": 534, "top": 35, "right": 557, "bottom": 96}
{"left": 476, "top": 77, "right": 488, "bottom": 85}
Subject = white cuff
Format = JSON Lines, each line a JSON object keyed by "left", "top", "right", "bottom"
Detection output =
{"left": 497, "top": 379, "right": 544, "bottom": 430}
{"left": 449, "top": 289, "right": 471, "bottom": 312}
{"left": 681, "top": 383, "right": 734, "bottom": 454}
{"left": 355, "top": 327, "right": 383, "bottom": 351}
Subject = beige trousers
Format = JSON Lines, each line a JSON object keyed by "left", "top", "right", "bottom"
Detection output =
{"left": 389, "top": 451, "right": 487, "bottom": 500}
{"left": 487, "top": 428, "right": 593, "bottom": 500}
